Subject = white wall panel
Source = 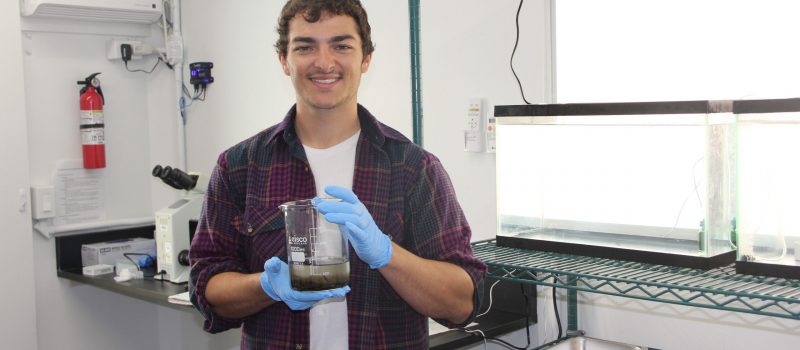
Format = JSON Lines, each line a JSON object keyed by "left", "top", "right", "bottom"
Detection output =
{"left": 0, "top": 1, "right": 37, "bottom": 348}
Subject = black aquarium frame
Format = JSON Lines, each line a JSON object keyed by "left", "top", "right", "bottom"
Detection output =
{"left": 494, "top": 99, "right": 733, "bottom": 117}
{"left": 735, "top": 260, "right": 800, "bottom": 280}
{"left": 732, "top": 97, "right": 800, "bottom": 114}
{"left": 496, "top": 234, "right": 736, "bottom": 270}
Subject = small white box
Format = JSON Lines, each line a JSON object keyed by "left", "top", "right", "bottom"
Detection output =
{"left": 82, "top": 264, "right": 114, "bottom": 276}
{"left": 81, "top": 238, "right": 155, "bottom": 267}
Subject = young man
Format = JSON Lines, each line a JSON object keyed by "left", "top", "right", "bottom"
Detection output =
{"left": 189, "top": 0, "right": 486, "bottom": 348}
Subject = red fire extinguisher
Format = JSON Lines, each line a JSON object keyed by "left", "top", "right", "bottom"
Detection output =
{"left": 77, "top": 73, "right": 106, "bottom": 169}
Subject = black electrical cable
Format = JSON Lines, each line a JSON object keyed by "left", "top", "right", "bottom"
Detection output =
{"left": 553, "top": 285, "right": 563, "bottom": 339}
{"left": 484, "top": 284, "right": 533, "bottom": 349}
{"left": 523, "top": 284, "right": 531, "bottom": 345}
{"left": 162, "top": 55, "right": 174, "bottom": 70}
{"left": 511, "top": 0, "right": 532, "bottom": 104}
{"left": 121, "top": 252, "right": 163, "bottom": 278}
{"left": 463, "top": 283, "right": 532, "bottom": 350}
{"left": 182, "top": 83, "right": 207, "bottom": 102}
{"left": 196, "top": 85, "right": 207, "bottom": 101}
{"left": 125, "top": 57, "right": 162, "bottom": 74}
{"left": 122, "top": 252, "right": 147, "bottom": 271}
{"left": 154, "top": 270, "right": 167, "bottom": 282}
{"left": 484, "top": 336, "right": 527, "bottom": 350}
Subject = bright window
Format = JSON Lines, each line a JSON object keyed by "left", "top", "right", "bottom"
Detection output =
{"left": 555, "top": 0, "right": 800, "bottom": 102}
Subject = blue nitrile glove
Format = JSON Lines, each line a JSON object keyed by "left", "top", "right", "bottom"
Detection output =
{"left": 314, "top": 186, "right": 393, "bottom": 269}
{"left": 259, "top": 257, "right": 350, "bottom": 310}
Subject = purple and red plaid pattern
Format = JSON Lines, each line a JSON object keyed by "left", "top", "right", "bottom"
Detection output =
{"left": 189, "top": 105, "right": 487, "bottom": 349}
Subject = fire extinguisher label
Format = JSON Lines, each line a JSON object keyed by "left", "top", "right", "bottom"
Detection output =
{"left": 80, "top": 110, "right": 104, "bottom": 125}
{"left": 81, "top": 128, "right": 105, "bottom": 145}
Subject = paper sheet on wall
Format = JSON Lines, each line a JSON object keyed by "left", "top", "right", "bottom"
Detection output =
{"left": 53, "top": 159, "right": 106, "bottom": 226}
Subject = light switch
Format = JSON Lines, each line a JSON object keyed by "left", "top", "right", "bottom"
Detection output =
{"left": 31, "top": 186, "right": 55, "bottom": 219}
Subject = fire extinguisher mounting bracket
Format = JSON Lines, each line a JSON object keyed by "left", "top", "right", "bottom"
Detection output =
{"left": 78, "top": 72, "right": 104, "bottom": 104}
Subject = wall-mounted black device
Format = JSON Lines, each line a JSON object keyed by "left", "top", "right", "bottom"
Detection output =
{"left": 189, "top": 62, "right": 214, "bottom": 87}
{"left": 120, "top": 43, "right": 133, "bottom": 62}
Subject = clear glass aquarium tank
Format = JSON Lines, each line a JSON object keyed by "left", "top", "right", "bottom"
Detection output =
{"left": 494, "top": 101, "right": 737, "bottom": 269}
{"left": 734, "top": 98, "right": 800, "bottom": 279}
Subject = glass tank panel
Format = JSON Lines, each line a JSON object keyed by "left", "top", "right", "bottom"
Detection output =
{"left": 495, "top": 101, "right": 736, "bottom": 268}
{"left": 735, "top": 98, "right": 800, "bottom": 278}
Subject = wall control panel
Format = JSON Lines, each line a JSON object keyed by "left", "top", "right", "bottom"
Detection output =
{"left": 464, "top": 97, "right": 495, "bottom": 153}
{"left": 464, "top": 98, "right": 485, "bottom": 152}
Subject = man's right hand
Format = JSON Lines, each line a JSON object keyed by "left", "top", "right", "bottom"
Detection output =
{"left": 259, "top": 257, "right": 350, "bottom": 310}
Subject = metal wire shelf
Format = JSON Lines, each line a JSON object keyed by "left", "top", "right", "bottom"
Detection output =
{"left": 472, "top": 240, "right": 800, "bottom": 321}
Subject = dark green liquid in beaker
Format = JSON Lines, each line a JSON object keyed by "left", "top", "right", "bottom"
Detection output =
{"left": 290, "top": 258, "right": 350, "bottom": 291}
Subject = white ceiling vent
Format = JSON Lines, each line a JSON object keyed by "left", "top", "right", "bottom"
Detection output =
{"left": 21, "top": 0, "right": 163, "bottom": 24}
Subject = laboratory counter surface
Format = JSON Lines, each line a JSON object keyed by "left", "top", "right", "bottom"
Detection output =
{"left": 57, "top": 268, "right": 189, "bottom": 310}
{"left": 56, "top": 226, "right": 534, "bottom": 349}
{"left": 56, "top": 225, "right": 190, "bottom": 310}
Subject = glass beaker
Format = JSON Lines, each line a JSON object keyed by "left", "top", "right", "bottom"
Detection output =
{"left": 279, "top": 199, "right": 350, "bottom": 291}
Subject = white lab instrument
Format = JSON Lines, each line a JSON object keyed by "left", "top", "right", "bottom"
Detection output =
{"left": 154, "top": 192, "right": 202, "bottom": 283}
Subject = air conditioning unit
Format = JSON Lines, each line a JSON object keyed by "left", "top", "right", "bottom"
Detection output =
{"left": 21, "top": 0, "right": 164, "bottom": 24}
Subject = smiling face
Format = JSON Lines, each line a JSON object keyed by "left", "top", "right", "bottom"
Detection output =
{"left": 279, "top": 12, "right": 372, "bottom": 114}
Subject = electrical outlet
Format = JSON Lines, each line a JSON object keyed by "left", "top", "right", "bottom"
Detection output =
{"left": 106, "top": 39, "right": 154, "bottom": 60}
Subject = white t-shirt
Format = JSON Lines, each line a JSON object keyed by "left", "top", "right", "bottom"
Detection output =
{"left": 303, "top": 129, "right": 360, "bottom": 350}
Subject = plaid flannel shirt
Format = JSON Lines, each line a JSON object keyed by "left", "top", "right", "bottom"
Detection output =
{"left": 189, "top": 104, "right": 486, "bottom": 349}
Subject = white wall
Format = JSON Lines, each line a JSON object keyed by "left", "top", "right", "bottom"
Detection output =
{"left": 0, "top": 1, "right": 38, "bottom": 349}
{"left": 18, "top": 9, "right": 240, "bottom": 350}
{"left": 420, "top": 0, "right": 554, "bottom": 242}
{"left": 577, "top": 293, "right": 800, "bottom": 349}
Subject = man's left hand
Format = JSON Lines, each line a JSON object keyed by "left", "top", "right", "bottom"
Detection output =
{"left": 315, "top": 186, "right": 393, "bottom": 269}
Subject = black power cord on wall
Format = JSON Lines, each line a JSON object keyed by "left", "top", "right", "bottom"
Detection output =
{"left": 120, "top": 43, "right": 164, "bottom": 74}
{"left": 511, "top": 0, "right": 532, "bottom": 104}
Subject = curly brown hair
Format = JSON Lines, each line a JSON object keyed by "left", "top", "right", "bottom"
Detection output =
{"left": 275, "top": 0, "right": 375, "bottom": 59}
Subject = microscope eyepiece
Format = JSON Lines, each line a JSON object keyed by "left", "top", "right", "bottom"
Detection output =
{"left": 152, "top": 164, "right": 198, "bottom": 190}
{"left": 152, "top": 165, "right": 163, "bottom": 177}
{"left": 161, "top": 166, "right": 173, "bottom": 179}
